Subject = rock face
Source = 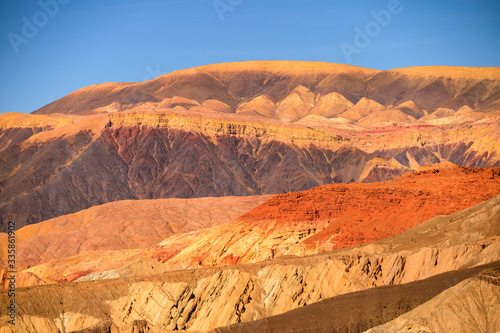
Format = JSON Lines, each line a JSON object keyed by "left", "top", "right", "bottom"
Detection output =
{"left": 1, "top": 192, "right": 499, "bottom": 332}
{"left": 1, "top": 61, "right": 500, "bottom": 230}
{"left": 10, "top": 164, "right": 498, "bottom": 287}
{"left": 166, "top": 164, "right": 500, "bottom": 267}
{"left": 0, "top": 112, "right": 404, "bottom": 230}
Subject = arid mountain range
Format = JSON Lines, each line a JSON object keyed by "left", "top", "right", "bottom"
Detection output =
{"left": 0, "top": 61, "right": 499, "bottom": 332}
{"left": 1, "top": 61, "right": 499, "bottom": 230}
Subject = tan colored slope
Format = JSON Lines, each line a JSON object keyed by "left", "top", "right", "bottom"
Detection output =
{"left": 392, "top": 100, "right": 425, "bottom": 119}
{"left": 339, "top": 97, "right": 385, "bottom": 121}
{"left": 310, "top": 92, "right": 354, "bottom": 118}
{"left": 105, "top": 109, "right": 350, "bottom": 147}
{"left": 388, "top": 66, "right": 500, "bottom": 80}
{"left": 32, "top": 61, "right": 376, "bottom": 115}
{"left": 296, "top": 114, "right": 363, "bottom": 131}
{"left": 235, "top": 95, "right": 276, "bottom": 117}
{"left": 0, "top": 112, "right": 73, "bottom": 130}
{"left": 35, "top": 81, "right": 139, "bottom": 115}
{"left": 192, "top": 60, "right": 378, "bottom": 75}
{"left": 356, "top": 109, "right": 416, "bottom": 127}
{"left": 1, "top": 193, "right": 499, "bottom": 332}
{"left": 32, "top": 61, "right": 500, "bottom": 117}
{"left": 351, "top": 117, "right": 500, "bottom": 159}
{"left": 0, "top": 112, "right": 107, "bottom": 144}
{"left": 0, "top": 195, "right": 273, "bottom": 272}
{"left": 366, "top": 269, "right": 500, "bottom": 333}
{"left": 274, "top": 85, "right": 316, "bottom": 121}
{"left": 212, "top": 262, "right": 500, "bottom": 333}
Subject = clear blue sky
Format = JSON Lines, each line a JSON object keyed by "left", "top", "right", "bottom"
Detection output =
{"left": 1, "top": 0, "right": 499, "bottom": 114}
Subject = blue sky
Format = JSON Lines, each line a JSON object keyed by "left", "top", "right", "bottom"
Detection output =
{"left": 1, "top": 0, "right": 499, "bottom": 114}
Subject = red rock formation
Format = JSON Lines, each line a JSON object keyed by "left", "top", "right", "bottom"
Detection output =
{"left": 167, "top": 164, "right": 500, "bottom": 267}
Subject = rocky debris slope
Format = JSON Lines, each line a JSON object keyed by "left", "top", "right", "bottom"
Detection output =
{"left": 1, "top": 192, "right": 499, "bottom": 332}
{"left": 165, "top": 164, "right": 500, "bottom": 267}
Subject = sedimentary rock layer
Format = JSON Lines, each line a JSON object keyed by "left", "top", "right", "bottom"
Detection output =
{"left": 213, "top": 262, "right": 500, "bottom": 333}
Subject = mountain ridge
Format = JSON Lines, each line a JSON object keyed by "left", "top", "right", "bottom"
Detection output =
{"left": 32, "top": 61, "right": 500, "bottom": 116}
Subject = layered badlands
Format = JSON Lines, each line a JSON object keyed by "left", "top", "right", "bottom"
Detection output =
{"left": 1, "top": 62, "right": 500, "bottom": 230}
{"left": 2, "top": 163, "right": 498, "bottom": 288}
{"left": 165, "top": 163, "right": 500, "bottom": 268}
{"left": 215, "top": 262, "right": 500, "bottom": 333}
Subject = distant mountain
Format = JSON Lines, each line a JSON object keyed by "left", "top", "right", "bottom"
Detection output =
{"left": 1, "top": 61, "right": 499, "bottom": 230}
{"left": 33, "top": 61, "right": 500, "bottom": 117}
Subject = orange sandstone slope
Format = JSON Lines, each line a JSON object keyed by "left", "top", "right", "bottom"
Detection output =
{"left": 167, "top": 163, "right": 500, "bottom": 267}
{"left": 0, "top": 195, "right": 272, "bottom": 280}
